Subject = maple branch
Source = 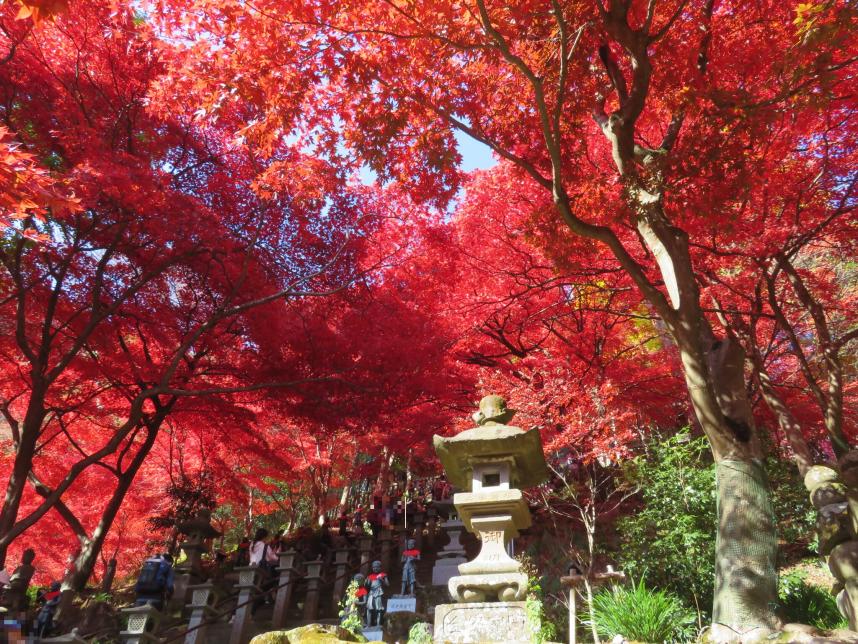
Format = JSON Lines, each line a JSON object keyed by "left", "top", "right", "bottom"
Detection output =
{"left": 763, "top": 265, "right": 826, "bottom": 410}
{"left": 27, "top": 471, "right": 88, "bottom": 543}
{"left": 403, "top": 90, "right": 551, "bottom": 189}
{"left": 648, "top": 0, "right": 690, "bottom": 43}
{"left": 159, "top": 377, "right": 346, "bottom": 397}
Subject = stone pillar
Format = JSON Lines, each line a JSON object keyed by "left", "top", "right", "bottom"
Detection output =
{"left": 184, "top": 582, "right": 218, "bottom": 644}
{"left": 378, "top": 530, "right": 394, "bottom": 574}
{"left": 272, "top": 549, "right": 299, "bottom": 629}
{"left": 119, "top": 605, "right": 162, "bottom": 644}
{"left": 432, "top": 518, "right": 467, "bottom": 587}
{"left": 302, "top": 560, "right": 323, "bottom": 621}
{"left": 228, "top": 567, "right": 260, "bottom": 644}
{"left": 358, "top": 536, "right": 374, "bottom": 576}
{"left": 101, "top": 558, "right": 117, "bottom": 593}
{"left": 331, "top": 548, "right": 352, "bottom": 615}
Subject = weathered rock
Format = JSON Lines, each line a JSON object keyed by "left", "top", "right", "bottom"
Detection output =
{"left": 782, "top": 623, "right": 823, "bottom": 636}
{"left": 805, "top": 466, "right": 840, "bottom": 492}
{"left": 812, "top": 483, "right": 848, "bottom": 509}
{"left": 817, "top": 502, "right": 851, "bottom": 555}
{"left": 249, "top": 624, "right": 362, "bottom": 644}
{"left": 829, "top": 541, "right": 858, "bottom": 582}
{"left": 827, "top": 628, "right": 858, "bottom": 643}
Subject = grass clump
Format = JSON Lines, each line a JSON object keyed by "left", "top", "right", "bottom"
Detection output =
{"left": 587, "top": 578, "right": 696, "bottom": 643}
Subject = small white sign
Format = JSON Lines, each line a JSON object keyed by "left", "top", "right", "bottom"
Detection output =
{"left": 387, "top": 596, "right": 417, "bottom": 613}
{"left": 362, "top": 627, "right": 384, "bottom": 642}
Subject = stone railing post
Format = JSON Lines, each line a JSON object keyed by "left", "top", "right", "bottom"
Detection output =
{"left": 378, "top": 530, "right": 394, "bottom": 574}
{"left": 358, "top": 536, "right": 374, "bottom": 576}
{"left": 272, "top": 549, "right": 300, "bottom": 629}
{"left": 331, "top": 548, "right": 352, "bottom": 615}
{"left": 228, "top": 566, "right": 260, "bottom": 644}
{"left": 183, "top": 582, "right": 219, "bottom": 644}
{"left": 119, "top": 605, "right": 162, "bottom": 644}
{"left": 302, "top": 560, "right": 323, "bottom": 621}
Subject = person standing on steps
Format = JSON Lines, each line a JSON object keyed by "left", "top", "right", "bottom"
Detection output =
{"left": 134, "top": 553, "right": 174, "bottom": 610}
{"left": 249, "top": 528, "right": 278, "bottom": 614}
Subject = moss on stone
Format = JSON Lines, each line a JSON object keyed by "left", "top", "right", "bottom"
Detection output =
{"left": 250, "top": 624, "right": 363, "bottom": 644}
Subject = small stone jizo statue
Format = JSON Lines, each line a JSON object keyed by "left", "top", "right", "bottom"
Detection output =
{"left": 365, "top": 560, "right": 388, "bottom": 627}
{"left": 401, "top": 538, "right": 420, "bottom": 595}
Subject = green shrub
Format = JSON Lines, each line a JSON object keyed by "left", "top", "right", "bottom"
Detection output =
{"left": 338, "top": 579, "right": 364, "bottom": 637}
{"left": 407, "top": 622, "right": 432, "bottom": 644}
{"left": 778, "top": 571, "right": 846, "bottom": 630}
{"left": 618, "top": 428, "right": 716, "bottom": 618}
{"left": 587, "top": 578, "right": 696, "bottom": 643}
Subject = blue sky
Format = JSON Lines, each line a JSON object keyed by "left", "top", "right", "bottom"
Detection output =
{"left": 457, "top": 130, "right": 495, "bottom": 171}
{"left": 357, "top": 130, "right": 495, "bottom": 184}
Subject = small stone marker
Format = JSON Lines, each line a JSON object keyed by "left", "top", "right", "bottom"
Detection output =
{"left": 386, "top": 595, "right": 417, "bottom": 613}
{"left": 362, "top": 626, "right": 384, "bottom": 642}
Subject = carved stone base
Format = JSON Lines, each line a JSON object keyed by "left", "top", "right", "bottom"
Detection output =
{"left": 448, "top": 572, "right": 528, "bottom": 602}
{"left": 434, "top": 601, "right": 531, "bottom": 643}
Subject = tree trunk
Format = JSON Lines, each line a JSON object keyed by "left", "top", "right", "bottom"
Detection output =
{"left": 713, "top": 460, "right": 778, "bottom": 638}
{"left": 0, "top": 385, "right": 47, "bottom": 567}
{"left": 66, "top": 426, "right": 160, "bottom": 592}
{"left": 675, "top": 328, "right": 778, "bottom": 640}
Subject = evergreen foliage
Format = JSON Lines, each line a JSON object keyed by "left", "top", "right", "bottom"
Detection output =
{"left": 778, "top": 571, "right": 847, "bottom": 630}
{"left": 587, "top": 578, "right": 697, "bottom": 643}
{"left": 618, "top": 429, "right": 716, "bottom": 618}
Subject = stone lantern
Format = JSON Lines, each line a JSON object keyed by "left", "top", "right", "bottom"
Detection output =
{"left": 173, "top": 509, "right": 220, "bottom": 608}
{"left": 176, "top": 508, "right": 221, "bottom": 576}
{"left": 433, "top": 395, "right": 549, "bottom": 642}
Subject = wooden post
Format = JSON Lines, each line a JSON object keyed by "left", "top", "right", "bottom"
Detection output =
{"left": 412, "top": 511, "right": 425, "bottom": 551}
{"left": 378, "top": 530, "right": 393, "bottom": 574}
{"left": 228, "top": 567, "right": 260, "bottom": 644}
{"left": 272, "top": 549, "right": 299, "bottom": 629}
{"left": 561, "top": 566, "right": 625, "bottom": 644}
{"left": 425, "top": 508, "right": 437, "bottom": 550}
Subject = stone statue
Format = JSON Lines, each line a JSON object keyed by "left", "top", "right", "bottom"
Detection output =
{"left": 7, "top": 548, "right": 36, "bottom": 612}
{"left": 365, "top": 560, "right": 389, "bottom": 627}
{"left": 401, "top": 538, "right": 420, "bottom": 595}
